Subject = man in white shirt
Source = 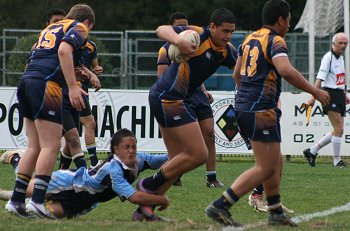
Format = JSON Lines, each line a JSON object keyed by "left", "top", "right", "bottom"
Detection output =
{"left": 303, "top": 32, "right": 349, "bottom": 168}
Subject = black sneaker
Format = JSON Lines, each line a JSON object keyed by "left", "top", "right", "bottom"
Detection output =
{"left": 205, "top": 203, "right": 242, "bottom": 227}
{"left": 303, "top": 148, "right": 317, "bottom": 167}
{"left": 268, "top": 212, "right": 298, "bottom": 227}
{"left": 334, "top": 160, "right": 346, "bottom": 168}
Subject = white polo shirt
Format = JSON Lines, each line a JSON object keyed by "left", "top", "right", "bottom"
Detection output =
{"left": 316, "top": 51, "right": 346, "bottom": 90}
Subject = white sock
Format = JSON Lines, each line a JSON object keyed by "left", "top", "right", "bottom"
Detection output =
{"left": 332, "top": 136, "right": 342, "bottom": 165}
{"left": 310, "top": 132, "right": 332, "bottom": 155}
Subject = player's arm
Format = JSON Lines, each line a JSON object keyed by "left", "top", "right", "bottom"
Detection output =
{"left": 156, "top": 25, "right": 196, "bottom": 57}
{"left": 201, "top": 84, "right": 214, "bottom": 103}
{"left": 128, "top": 191, "right": 169, "bottom": 210}
{"left": 273, "top": 56, "right": 329, "bottom": 105}
{"left": 232, "top": 56, "right": 242, "bottom": 88}
{"left": 157, "top": 64, "right": 168, "bottom": 79}
{"left": 92, "top": 58, "right": 103, "bottom": 75}
{"left": 81, "top": 65, "right": 101, "bottom": 91}
{"left": 58, "top": 42, "right": 86, "bottom": 111}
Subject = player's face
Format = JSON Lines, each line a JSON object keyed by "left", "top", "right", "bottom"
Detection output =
{"left": 209, "top": 22, "right": 235, "bottom": 47}
{"left": 333, "top": 36, "right": 348, "bottom": 55}
{"left": 173, "top": 19, "right": 188, "bottom": 26}
{"left": 113, "top": 136, "right": 137, "bottom": 167}
{"left": 49, "top": 14, "right": 65, "bottom": 24}
{"left": 280, "top": 13, "right": 291, "bottom": 37}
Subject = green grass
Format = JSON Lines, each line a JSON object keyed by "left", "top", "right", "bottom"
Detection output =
{"left": 0, "top": 155, "right": 349, "bottom": 230}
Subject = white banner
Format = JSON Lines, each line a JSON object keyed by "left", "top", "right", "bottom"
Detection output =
{"left": 0, "top": 88, "right": 349, "bottom": 156}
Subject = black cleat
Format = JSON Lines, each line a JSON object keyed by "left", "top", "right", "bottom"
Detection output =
{"left": 268, "top": 212, "right": 298, "bottom": 227}
{"left": 205, "top": 203, "right": 242, "bottom": 227}
{"left": 334, "top": 160, "right": 346, "bottom": 168}
{"left": 303, "top": 148, "right": 317, "bottom": 167}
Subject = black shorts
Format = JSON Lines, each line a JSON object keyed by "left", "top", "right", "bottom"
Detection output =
{"left": 189, "top": 90, "right": 213, "bottom": 121}
{"left": 62, "top": 109, "right": 80, "bottom": 133}
{"left": 236, "top": 108, "right": 282, "bottom": 143}
{"left": 80, "top": 95, "right": 92, "bottom": 117}
{"left": 322, "top": 88, "right": 346, "bottom": 117}
{"left": 46, "top": 190, "right": 97, "bottom": 218}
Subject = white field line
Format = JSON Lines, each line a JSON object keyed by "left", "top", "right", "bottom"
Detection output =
{"left": 221, "top": 202, "right": 350, "bottom": 231}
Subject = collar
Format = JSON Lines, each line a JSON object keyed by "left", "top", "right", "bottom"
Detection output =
{"left": 331, "top": 49, "right": 341, "bottom": 59}
{"left": 113, "top": 154, "right": 139, "bottom": 170}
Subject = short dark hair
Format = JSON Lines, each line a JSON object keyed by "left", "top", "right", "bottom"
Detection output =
{"left": 168, "top": 12, "right": 188, "bottom": 25}
{"left": 110, "top": 128, "right": 136, "bottom": 153}
{"left": 209, "top": 8, "right": 236, "bottom": 26}
{"left": 65, "top": 4, "right": 95, "bottom": 25}
{"left": 262, "top": 0, "right": 290, "bottom": 25}
{"left": 46, "top": 8, "right": 66, "bottom": 23}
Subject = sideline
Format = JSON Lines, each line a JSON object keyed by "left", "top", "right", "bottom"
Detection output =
{"left": 222, "top": 202, "right": 350, "bottom": 231}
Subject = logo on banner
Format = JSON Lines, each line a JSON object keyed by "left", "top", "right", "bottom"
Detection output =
{"left": 212, "top": 98, "right": 245, "bottom": 148}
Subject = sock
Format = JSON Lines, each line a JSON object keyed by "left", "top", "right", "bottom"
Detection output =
{"left": 310, "top": 132, "right": 332, "bottom": 155}
{"left": 213, "top": 188, "right": 239, "bottom": 209}
{"left": 59, "top": 151, "right": 72, "bottom": 169}
{"left": 252, "top": 184, "right": 264, "bottom": 195}
{"left": 206, "top": 171, "right": 217, "bottom": 182}
{"left": 142, "top": 169, "right": 168, "bottom": 191}
{"left": 10, "top": 173, "right": 31, "bottom": 203}
{"left": 266, "top": 194, "right": 283, "bottom": 215}
{"left": 9, "top": 153, "right": 20, "bottom": 170}
{"left": 332, "top": 136, "right": 342, "bottom": 165}
{"left": 72, "top": 152, "right": 87, "bottom": 168}
{"left": 87, "top": 143, "right": 98, "bottom": 166}
{"left": 31, "top": 175, "right": 51, "bottom": 204}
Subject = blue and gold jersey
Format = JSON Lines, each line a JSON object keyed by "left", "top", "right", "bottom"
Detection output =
{"left": 81, "top": 39, "right": 97, "bottom": 90}
{"left": 235, "top": 26, "right": 288, "bottom": 111}
{"left": 151, "top": 25, "right": 237, "bottom": 100}
{"left": 23, "top": 19, "right": 89, "bottom": 86}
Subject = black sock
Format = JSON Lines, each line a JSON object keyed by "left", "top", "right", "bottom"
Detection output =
{"left": 31, "top": 175, "right": 51, "bottom": 204}
{"left": 11, "top": 173, "right": 31, "bottom": 203}
{"left": 206, "top": 171, "right": 217, "bottom": 182}
{"left": 142, "top": 169, "right": 168, "bottom": 191}
{"left": 252, "top": 184, "right": 264, "bottom": 195}
{"left": 213, "top": 188, "right": 239, "bottom": 209}
{"left": 10, "top": 154, "right": 20, "bottom": 170}
{"left": 59, "top": 152, "right": 72, "bottom": 169}
{"left": 266, "top": 194, "right": 283, "bottom": 215}
{"left": 72, "top": 152, "right": 87, "bottom": 168}
{"left": 87, "top": 144, "right": 98, "bottom": 166}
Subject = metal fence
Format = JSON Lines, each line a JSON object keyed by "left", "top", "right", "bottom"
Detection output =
{"left": 0, "top": 29, "right": 334, "bottom": 92}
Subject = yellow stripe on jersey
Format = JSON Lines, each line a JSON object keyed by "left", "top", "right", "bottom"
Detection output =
{"left": 85, "top": 41, "right": 95, "bottom": 53}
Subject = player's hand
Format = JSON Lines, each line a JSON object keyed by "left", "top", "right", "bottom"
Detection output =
{"left": 307, "top": 97, "right": 316, "bottom": 107}
{"left": 314, "top": 89, "right": 330, "bottom": 106}
{"left": 69, "top": 86, "right": 87, "bottom": 111}
{"left": 89, "top": 74, "right": 101, "bottom": 92}
{"left": 204, "top": 91, "right": 214, "bottom": 104}
{"left": 176, "top": 38, "right": 197, "bottom": 57}
{"left": 93, "top": 65, "right": 103, "bottom": 75}
{"left": 157, "top": 195, "right": 169, "bottom": 211}
{"left": 74, "top": 67, "right": 89, "bottom": 81}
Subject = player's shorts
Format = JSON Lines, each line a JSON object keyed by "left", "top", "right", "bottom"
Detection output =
{"left": 236, "top": 108, "right": 282, "bottom": 143}
{"left": 17, "top": 78, "right": 62, "bottom": 124}
{"left": 189, "top": 90, "right": 213, "bottom": 121}
{"left": 149, "top": 95, "right": 196, "bottom": 128}
{"left": 80, "top": 95, "right": 92, "bottom": 117}
{"left": 322, "top": 87, "right": 346, "bottom": 117}
{"left": 46, "top": 190, "right": 97, "bottom": 218}
{"left": 62, "top": 109, "right": 80, "bottom": 134}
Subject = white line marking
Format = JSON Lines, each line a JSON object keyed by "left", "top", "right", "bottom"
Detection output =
{"left": 221, "top": 202, "right": 350, "bottom": 231}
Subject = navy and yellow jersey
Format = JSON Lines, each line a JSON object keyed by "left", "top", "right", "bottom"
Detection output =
{"left": 81, "top": 39, "right": 97, "bottom": 90}
{"left": 23, "top": 19, "right": 88, "bottom": 87}
{"left": 235, "top": 26, "right": 288, "bottom": 111}
{"left": 150, "top": 25, "right": 237, "bottom": 100}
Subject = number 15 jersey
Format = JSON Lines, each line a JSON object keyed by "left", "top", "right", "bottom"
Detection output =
{"left": 235, "top": 26, "right": 288, "bottom": 111}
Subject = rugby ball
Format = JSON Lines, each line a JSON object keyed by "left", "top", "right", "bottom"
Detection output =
{"left": 168, "top": 30, "right": 200, "bottom": 63}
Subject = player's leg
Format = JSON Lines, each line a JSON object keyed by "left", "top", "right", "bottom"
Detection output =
{"left": 328, "top": 111, "right": 345, "bottom": 167}
{"left": 80, "top": 115, "right": 98, "bottom": 166}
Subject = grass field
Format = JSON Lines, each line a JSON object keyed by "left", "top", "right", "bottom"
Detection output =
{"left": 0, "top": 154, "right": 349, "bottom": 231}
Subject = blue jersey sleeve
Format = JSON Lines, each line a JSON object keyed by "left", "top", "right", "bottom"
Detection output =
{"left": 110, "top": 164, "right": 136, "bottom": 199}
{"left": 62, "top": 22, "right": 88, "bottom": 51}
{"left": 136, "top": 152, "right": 168, "bottom": 171}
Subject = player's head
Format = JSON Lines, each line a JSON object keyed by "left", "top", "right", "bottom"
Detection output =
{"left": 46, "top": 8, "right": 66, "bottom": 26}
{"left": 208, "top": 8, "right": 236, "bottom": 47}
{"left": 332, "top": 33, "right": 348, "bottom": 55}
{"left": 169, "top": 12, "right": 188, "bottom": 26}
{"left": 262, "top": 0, "right": 291, "bottom": 36}
{"left": 65, "top": 4, "right": 95, "bottom": 30}
{"left": 110, "top": 128, "right": 137, "bottom": 167}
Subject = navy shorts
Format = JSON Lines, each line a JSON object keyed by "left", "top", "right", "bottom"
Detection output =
{"left": 62, "top": 87, "right": 80, "bottom": 133}
{"left": 149, "top": 95, "right": 196, "bottom": 128}
{"left": 47, "top": 190, "right": 97, "bottom": 218}
{"left": 17, "top": 78, "right": 63, "bottom": 124}
{"left": 189, "top": 90, "right": 213, "bottom": 121}
{"left": 80, "top": 95, "right": 92, "bottom": 117}
{"left": 236, "top": 108, "right": 282, "bottom": 143}
{"left": 322, "top": 88, "right": 346, "bottom": 117}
